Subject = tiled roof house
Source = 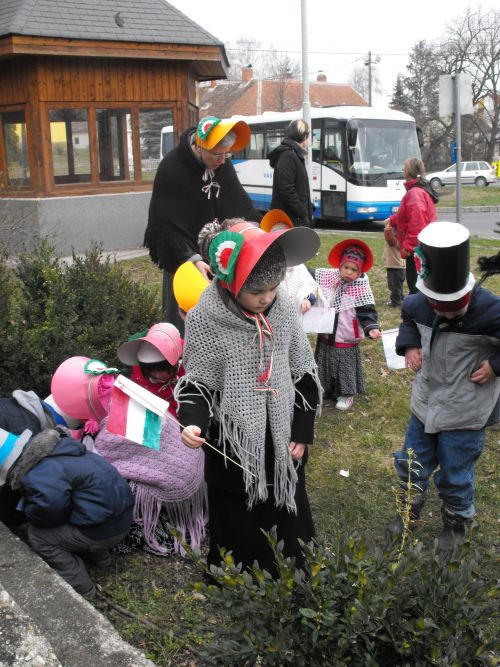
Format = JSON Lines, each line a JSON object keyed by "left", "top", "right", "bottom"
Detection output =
{"left": 199, "top": 68, "right": 368, "bottom": 118}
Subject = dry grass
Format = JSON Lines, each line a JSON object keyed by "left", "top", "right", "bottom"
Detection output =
{"left": 92, "top": 232, "right": 500, "bottom": 665}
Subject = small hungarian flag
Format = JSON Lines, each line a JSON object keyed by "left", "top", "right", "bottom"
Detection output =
{"left": 107, "top": 375, "right": 169, "bottom": 450}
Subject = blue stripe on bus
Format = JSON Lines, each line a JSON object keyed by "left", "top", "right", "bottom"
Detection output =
{"left": 245, "top": 191, "right": 398, "bottom": 222}
{"left": 247, "top": 192, "right": 272, "bottom": 211}
{"left": 246, "top": 192, "right": 322, "bottom": 217}
{"left": 346, "top": 200, "right": 400, "bottom": 222}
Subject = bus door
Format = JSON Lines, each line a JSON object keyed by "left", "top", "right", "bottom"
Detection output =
{"left": 320, "top": 121, "right": 346, "bottom": 221}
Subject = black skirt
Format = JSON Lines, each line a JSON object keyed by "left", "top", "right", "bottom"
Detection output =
{"left": 206, "top": 462, "right": 314, "bottom": 575}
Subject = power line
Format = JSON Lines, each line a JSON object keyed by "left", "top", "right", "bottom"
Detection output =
{"left": 225, "top": 47, "right": 407, "bottom": 57}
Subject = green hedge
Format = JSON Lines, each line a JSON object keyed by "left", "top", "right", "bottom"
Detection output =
{"left": 188, "top": 530, "right": 497, "bottom": 666}
{"left": 0, "top": 242, "right": 161, "bottom": 396}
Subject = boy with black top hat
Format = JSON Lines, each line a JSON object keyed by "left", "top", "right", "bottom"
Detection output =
{"left": 386, "top": 221, "right": 500, "bottom": 549}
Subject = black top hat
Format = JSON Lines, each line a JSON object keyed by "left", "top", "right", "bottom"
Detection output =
{"left": 415, "top": 222, "right": 475, "bottom": 300}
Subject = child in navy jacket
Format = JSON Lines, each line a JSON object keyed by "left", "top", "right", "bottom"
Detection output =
{"left": 386, "top": 222, "right": 500, "bottom": 549}
{"left": 0, "top": 410, "right": 134, "bottom": 598}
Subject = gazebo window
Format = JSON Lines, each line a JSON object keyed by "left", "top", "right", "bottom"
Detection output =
{"left": 49, "top": 109, "right": 91, "bottom": 184}
{"left": 97, "top": 108, "right": 132, "bottom": 182}
{"left": 1, "top": 111, "right": 30, "bottom": 186}
{"left": 138, "top": 108, "right": 174, "bottom": 181}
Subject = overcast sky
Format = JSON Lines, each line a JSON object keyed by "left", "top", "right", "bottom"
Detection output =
{"left": 169, "top": 0, "right": 495, "bottom": 105}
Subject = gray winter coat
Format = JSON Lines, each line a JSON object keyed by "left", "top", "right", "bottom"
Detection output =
{"left": 396, "top": 287, "right": 500, "bottom": 433}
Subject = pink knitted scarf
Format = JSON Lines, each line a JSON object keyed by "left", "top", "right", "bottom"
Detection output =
{"left": 95, "top": 416, "right": 207, "bottom": 554}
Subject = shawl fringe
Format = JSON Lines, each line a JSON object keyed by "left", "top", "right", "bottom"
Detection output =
{"left": 131, "top": 481, "right": 207, "bottom": 555}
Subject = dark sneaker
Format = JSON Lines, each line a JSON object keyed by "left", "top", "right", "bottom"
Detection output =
{"left": 438, "top": 507, "right": 475, "bottom": 550}
{"left": 437, "top": 523, "right": 467, "bottom": 550}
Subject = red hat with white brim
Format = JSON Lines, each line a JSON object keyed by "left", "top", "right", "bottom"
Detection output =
{"left": 328, "top": 238, "right": 374, "bottom": 272}
{"left": 210, "top": 225, "right": 320, "bottom": 296}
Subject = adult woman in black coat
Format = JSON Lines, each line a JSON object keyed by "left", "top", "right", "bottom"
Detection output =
{"left": 144, "top": 117, "right": 260, "bottom": 331}
{"left": 269, "top": 119, "right": 314, "bottom": 228}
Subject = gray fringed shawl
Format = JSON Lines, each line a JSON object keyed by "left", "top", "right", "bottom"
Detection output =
{"left": 175, "top": 280, "right": 322, "bottom": 512}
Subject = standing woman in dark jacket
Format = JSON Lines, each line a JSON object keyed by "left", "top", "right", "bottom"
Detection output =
{"left": 269, "top": 119, "right": 314, "bottom": 227}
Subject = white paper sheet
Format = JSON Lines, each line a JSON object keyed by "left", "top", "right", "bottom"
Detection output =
{"left": 302, "top": 306, "right": 336, "bottom": 334}
{"left": 381, "top": 328, "right": 406, "bottom": 370}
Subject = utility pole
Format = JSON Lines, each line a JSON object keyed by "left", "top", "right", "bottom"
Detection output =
{"left": 364, "top": 51, "right": 380, "bottom": 106}
{"left": 301, "top": 0, "right": 312, "bottom": 185}
{"left": 452, "top": 73, "right": 462, "bottom": 224}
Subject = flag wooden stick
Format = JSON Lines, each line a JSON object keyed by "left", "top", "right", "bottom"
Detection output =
{"left": 163, "top": 410, "right": 256, "bottom": 479}
{"left": 112, "top": 374, "right": 256, "bottom": 479}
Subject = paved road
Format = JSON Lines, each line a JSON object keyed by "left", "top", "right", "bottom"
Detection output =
{"left": 436, "top": 209, "right": 500, "bottom": 241}
{"left": 316, "top": 210, "right": 500, "bottom": 241}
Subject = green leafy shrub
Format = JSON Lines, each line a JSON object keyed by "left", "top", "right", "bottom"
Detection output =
{"left": 185, "top": 531, "right": 497, "bottom": 666}
{"left": 0, "top": 242, "right": 161, "bottom": 396}
{"left": 0, "top": 249, "right": 23, "bottom": 391}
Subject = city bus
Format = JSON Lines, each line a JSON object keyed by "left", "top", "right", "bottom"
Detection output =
{"left": 230, "top": 106, "right": 423, "bottom": 223}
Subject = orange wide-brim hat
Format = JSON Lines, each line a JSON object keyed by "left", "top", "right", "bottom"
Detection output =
{"left": 260, "top": 209, "right": 294, "bottom": 233}
{"left": 196, "top": 118, "right": 251, "bottom": 152}
{"left": 328, "top": 238, "right": 374, "bottom": 273}
{"left": 228, "top": 226, "right": 321, "bottom": 296}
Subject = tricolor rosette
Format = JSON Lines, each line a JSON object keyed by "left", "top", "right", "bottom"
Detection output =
{"left": 197, "top": 116, "right": 220, "bottom": 141}
{"left": 209, "top": 230, "right": 245, "bottom": 284}
{"left": 413, "top": 246, "right": 429, "bottom": 280}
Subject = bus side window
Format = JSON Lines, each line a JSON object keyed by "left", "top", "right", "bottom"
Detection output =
{"left": 265, "top": 128, "right": 285, "bottom": 158}
{"left": 246, "top": 131, "right": 265, "bottom": 159}
{"left": 323, "top": 129, "right": 343, "bottom": 172}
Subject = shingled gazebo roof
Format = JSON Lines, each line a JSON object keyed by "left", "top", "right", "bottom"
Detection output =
{"left": 0, "top": 0, "right": 228, "bottom": 78}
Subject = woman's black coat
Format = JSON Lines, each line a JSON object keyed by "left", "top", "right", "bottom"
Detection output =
{"left": 269, "top": 138, "right": 313, "bottom": 227}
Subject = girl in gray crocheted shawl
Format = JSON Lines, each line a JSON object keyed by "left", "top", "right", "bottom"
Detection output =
{"left": 175, "top": 218, "right": 322, "bottom": 575}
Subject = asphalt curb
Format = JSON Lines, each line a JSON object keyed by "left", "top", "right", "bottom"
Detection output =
{"left": 438, "top": 205, "right": 500, "bottom": 212}
{"left": 0, "top": 521, "right": 155, "bottom": 667}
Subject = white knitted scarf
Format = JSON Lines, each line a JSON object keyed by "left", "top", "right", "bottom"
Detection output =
{"left": 315, "top": 268, "right": 375, "bottom": 312}
{"left": 175, "top": 281, "right": 322, "bottom": 512}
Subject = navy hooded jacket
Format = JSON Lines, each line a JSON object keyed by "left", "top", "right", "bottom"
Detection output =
{"left": 20, "top": 436, "right": 134, "bottom": 539}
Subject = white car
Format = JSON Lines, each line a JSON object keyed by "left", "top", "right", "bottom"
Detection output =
{"left": 427, "top": 161, "right": 497, "bottom": 188}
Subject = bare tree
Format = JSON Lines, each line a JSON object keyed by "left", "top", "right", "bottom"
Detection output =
{"left": 440, "top": 8, "right": 500, "bottom": 162}
{"left": 263, "top": 50, "right": 301, "bottom": 112}
{"left": 224, "top": 37, "right": 265, "bottom": 80}
{"left": 348, "top": 64, "right": 382, "bottom": 103}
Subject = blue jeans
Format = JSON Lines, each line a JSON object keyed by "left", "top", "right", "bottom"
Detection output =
{"left": 394, "top": 415, "right": 485, "bottom": 519}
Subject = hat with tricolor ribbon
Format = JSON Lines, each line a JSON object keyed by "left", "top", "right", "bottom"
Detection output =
{"left": 209, "top": 223, "right": 321, "bottom": 296}
{"left": 195, "top": 116, "right": 251, "bottom": 152}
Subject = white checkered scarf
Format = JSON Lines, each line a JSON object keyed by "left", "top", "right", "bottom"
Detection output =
{"left": 175, "top": 281, "right": 322, "bottom": 512}
{"left": 315, "top": 268, "right": 375, "bottom": 312}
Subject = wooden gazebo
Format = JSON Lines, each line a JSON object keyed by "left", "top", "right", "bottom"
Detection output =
{"left": 0, "top": 0, "right": 228, "bottom": 252}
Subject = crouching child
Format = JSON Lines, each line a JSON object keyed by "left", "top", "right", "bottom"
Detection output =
{"left": 0, "top": 425, "right": 134, "bottom": 598}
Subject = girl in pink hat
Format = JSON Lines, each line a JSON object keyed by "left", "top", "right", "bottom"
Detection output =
{"left": 51, "top": 343, "right": 207, "bottom": 559}
{"left": 116, "top": 323, "right": 184, "bottom": 419}
{"left": 314, "top": 239, "right": 382, "bottom": 411}
{"left": 177, "top": 217, "right": 322, "bottom": 575}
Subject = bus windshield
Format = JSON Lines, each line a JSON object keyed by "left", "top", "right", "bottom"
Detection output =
{"left": 347, "top": 119, "right": 420, "bottom": 183}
